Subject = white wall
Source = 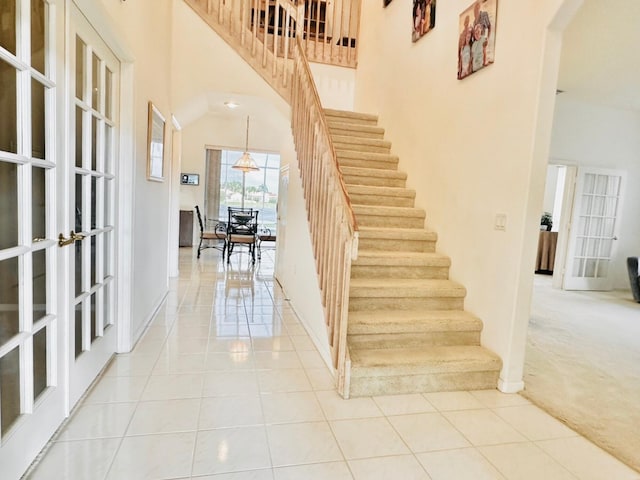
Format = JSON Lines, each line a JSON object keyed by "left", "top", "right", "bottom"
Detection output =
{"left": 98, "top": 0, "right": 174, "bottom": 345}
{"left": 550, "top": 96, "right": 640, "bottom": 288}
{"left": 354, "top": 0, "right": 570, "bottom": 390}
{"left": 309, "top": 63, "right": 356, "bottom": 111}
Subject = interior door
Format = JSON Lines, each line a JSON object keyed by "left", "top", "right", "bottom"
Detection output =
{"left": 275, "top": 165, "right": 289, "bottom": 281}
{"left": 67, "top": 6, "right": 119, "bottom": 407}
{"left": 563, "top": 167, "right": 625, "bottom": 291}
{"left": 0, "top": 1, "right": 66, "bottom": 478}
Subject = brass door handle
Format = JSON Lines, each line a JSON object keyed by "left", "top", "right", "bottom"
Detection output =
{"left": 58, "top": 231, "right": 86, "bottom": 247}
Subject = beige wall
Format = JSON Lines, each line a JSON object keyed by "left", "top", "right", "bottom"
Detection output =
{"left": 94, "top": 0, "right": 175, "bottom": 344}
{"left": 354, "top": 0, "right": 573, "bottom": 390}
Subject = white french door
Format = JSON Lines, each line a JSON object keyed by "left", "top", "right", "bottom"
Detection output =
{"left": 0, "top": 1, "right": 66, "bottom": 478}
{"left": 563, "top": 167, "right": 626, "bottom": 291}
{"left": 66, "top": 5, "right": 119, "bottom": 407}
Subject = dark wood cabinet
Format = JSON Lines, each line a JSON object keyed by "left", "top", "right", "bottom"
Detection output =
{"left": 179, "top": 210, "right": 194, "bottom": 247}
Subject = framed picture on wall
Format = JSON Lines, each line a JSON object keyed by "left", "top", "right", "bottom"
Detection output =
{"left": 458, "top": 0, "right": 497, "bottom": 79}
{"left": 147, "top": 101, "right": 166, "bottom": 182}
{"left": 412, "top": 0, "right": 436, "bottom": 42}
{"left": 384, "top": 0, "right": 393, "bottom": 7}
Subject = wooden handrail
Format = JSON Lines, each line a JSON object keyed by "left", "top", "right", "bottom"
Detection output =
{"left": 291, "top": 36, "right": 358, "bottom": 396}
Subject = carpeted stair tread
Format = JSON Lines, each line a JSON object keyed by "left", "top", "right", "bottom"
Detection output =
{"left": 341, "top": 166, "right": 406, "bottom": 179}
{"left": 324, "top": 108, "right": 378, "bottom": 124}
{"left": 328, "top": 122, "right": 385, "bottom": 138}
{"left": 350, "top": 278, "right": 466, "bottom": 298}
{"left": 332, "top": 135, "right": 391, "bottom": 148}
{"left": 350, "top": 345, "right": 502, "bottom": 376}
{"left": 358, "top": 226, "right": 437, "bottom": 240}
{"left": 347, "top": 185, "right": 416, "bottom": 199}
{"left": 353, "top": 251, "right": 450, "bottom": 267}
{"left": 353, "top": 205, "right": 425, "bottom": 219}
{"left": 336, "top": 150, "right": 399, "bottom": 162}
{"left": 348, "top": 310, "right": 483, "bottom": 334}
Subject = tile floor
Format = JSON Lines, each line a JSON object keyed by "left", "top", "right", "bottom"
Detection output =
{"left": 25, "top": 250, "right": 640, "bottom": 480}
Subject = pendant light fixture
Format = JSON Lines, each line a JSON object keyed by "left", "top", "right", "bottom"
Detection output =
{"left": 232, "top": 116, "right": 259, "bottom": 173}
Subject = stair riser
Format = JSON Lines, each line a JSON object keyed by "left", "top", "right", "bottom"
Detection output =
{"left": 326, "top": 115, "right": 378, "bottom": 126}
{"left": 348, "top": 370, "right": 500, "bottom": 397}
{"left": 351, "top": 265, "right": 449, "bottom": 279}
{"left": 356, "top": 215, "right": 425, "bottom": 229}
{"left": 334, "top": 142, "right": 391, "bottom": 154}
{"left": 329, "top": 127, "right": 385, "bottom": 139}
{"left": 358, "top": 238, "right": 436, "bottom": 253}
{"left": 339, "top": 158, "right": 399, "bottom": 170}
{"left": 349, "top": 194, "right": 414, "bottom": 208}
{"left": 347, "top": 332, "right": 481, "bottom": 349}
{"left": 349, "top": 297, "right": 464, "bottom": 311}
{"left": 343, "top": 175, "right": 406, "bottom": 188}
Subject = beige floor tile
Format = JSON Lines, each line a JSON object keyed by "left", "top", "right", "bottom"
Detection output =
{"left": 192, "top": 426, "right": 272, "bottom": 476}
{"left": 152, "top": 353, "right": 206, "bottom": 374}
{"left": 274, "top": 461, "right": 353, "bottom": 480}
{"left": 204, "top": 351, "right": 256, "bottom": 371}
{"left": 103, "top": 354, "right": 158, "bottom": 377}
{"left": 443, "top": 409, "right": 528, "bottom": 446}
{"left": 537, "top": 436, "right": 640, "bottom": 480}
{"left": 27, "top": 438, "right": 121, "bottom": 480}
{"left": 389, "top": 412, "right": 471, "bottom": 452}
{"left": 330, "top": 417, "right": 410, "bottom": 460}
{"left": 141, "top": 373, "right": 204, "bottom": 401}
{"left": 261, "top": 391, "right": 325, "bottom": 424}
{"left": 469, "top": 390, "right": 531, "bottom": 408}
{"left": 478, "top": 442, "right": 577, "bottom": 480}
{"left": 305, "top": 368, "right": 336, "bottom": 391}
{"left": 267, "top": 421, "right": 344, "bottom": 467}
{"left": 296, "top": 350, "right": 327, "bottom": 369}
{"left": 316, "top": 390, "right": 383, "bottom": 420}
{"left": 253, "top": 351, "right": 303, "bottom": 370}
{"left": 193, "top": 470, "right": 275, "bottom": 480}
{"left": 373, "top": 394, "right": 436, "bottom": 416}
{"left": 127, "top": 398, "right": 201, "bottom": 435}
{"left": 252, "top": 336, "right": 294, "bottom": 352}
{"left": 423, "top": 391, "right": 485, "bottom": 411}
{"left": 57, "top": 402, "right": 137, "bottom": 440}
{"left": 257, "top": 369, "right": 312, "bottom": 393}
{"left": 289, "top": 335, "right": 316, "bottom": 351}
{"left": 202, "top": 371, "right": 259, "bottom": 396}
{"left": 83, "top": 376, "right": 147, "bottom": 404}
{"left": 105, "top": 432, "right": 196, "bottom": 480}
{"left": 417, "top": 448, "right": 506, "bottom": 480}
{"left": 493, "top": 404, "right": 578, "bottom": 441}
{"left": 349, "top": 455, "right": 431, "bottom": 480}
{"left": 207, "top": 338, "right": 252, "bottom": 353}
{"left": 199, "top": 395, "right": 264, "bottom": 429}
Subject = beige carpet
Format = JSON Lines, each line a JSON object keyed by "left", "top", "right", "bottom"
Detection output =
{"left": 523, "top": 275, "right": 640, "bottom": 473}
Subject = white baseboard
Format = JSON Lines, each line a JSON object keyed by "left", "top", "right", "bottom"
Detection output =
{"left": 498, "top": 377, "right": 525, "bottom": 393}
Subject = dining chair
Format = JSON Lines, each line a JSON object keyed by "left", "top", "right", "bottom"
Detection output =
{"left": 195, "top": 205, "right": 227, "bottom": 259}
{"left": 226, "top": 207, "right": 259, "bottom": 264}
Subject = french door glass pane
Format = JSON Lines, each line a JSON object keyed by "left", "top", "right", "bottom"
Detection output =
{"left": 0, "top": 0, "right": 16, "bottom": 54}
{"left": 91, "top": 176, "right": 97, "bottom": 229}
{"left": 75, "top": 174, "right": 83, "bottom": 231}
{"left": 0, "top": 59, "right": 18, "bottom": 154}
{"left": 90, "top": 293, "right": 97, "bottom": 343}
{"left": 74, "top": 304, "right": 82, "bottom": 358}
{"left": 0, "top": 346, "right": 20, "bottom": 435}
{"left": 105, "top": 125, "right": 113, "bottom": 174}
{"left": 104, "top": 231, "right": 112, "bottom": 277}
{"left": 105, "top": 178, "right": 113, "bottom": 227}
{"left": 104, "top": 283, "right": 112, "bottom": 328}
{"left": 105, "top": 68, "right": 113, "bottom": 120}
{"left": 31, "top": 0, "right": 46, "bottom": 74}
{"left": 75, "top": 36, "right": 85, "bottom": 100}
{"left": 32, "top": 166, "right": 46, "bottom": 240}
{"left": 91, "top": 115, "right": 97, "bottom": 171}
{"left": 31, "top": 78, "right": 46, "bottom": 159}
{"left": 33, "top": 326, "right": 47, "bottom": 400}
{"left": 92, "top": 52, "right": 100, "bottom": 110}
{"left": 75, "top": 107, "right": 83, "bottom": 168}
{"left": 0, "top": 257, "right": 19, "bottom": 346}
{"left": 91, "top": 235, "right": 97, "bottom": 287}
{"left": 0, "top": 162, "right": 18, "bottom": 249}
{"left": 33, "top": 249, "right": 46, "bottom": 322}
{"left": 74, "top": 242, "right": 82, "bottom": 297}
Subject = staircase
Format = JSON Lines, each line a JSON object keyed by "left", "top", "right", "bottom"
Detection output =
{"left": 325, "top": 109, "right": 502, "bottom": 397}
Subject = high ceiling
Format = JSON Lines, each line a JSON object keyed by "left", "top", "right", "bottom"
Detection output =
{"left": 557, "top": 0, "right": 640, "bottom": 111}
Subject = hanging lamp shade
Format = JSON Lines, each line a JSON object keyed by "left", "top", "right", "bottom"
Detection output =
{"left": 232, "top": 116, "right": 259, "bottom": 173}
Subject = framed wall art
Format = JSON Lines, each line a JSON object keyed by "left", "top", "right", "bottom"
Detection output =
{"left": 458, "top": 0, "right": 497, "bottom": 79}
{"left": 384, "top": 0, "right": 393, "bottom": 7}
{"left": 412, "top": 0, "right": 436, "bottom": 42}
{"left": 147, "top": 101, "right": 166, "bottom": 181}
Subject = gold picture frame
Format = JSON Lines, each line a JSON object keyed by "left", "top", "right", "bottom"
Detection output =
{"left": 147, "top": 101, "right": 166, "bottom": 181}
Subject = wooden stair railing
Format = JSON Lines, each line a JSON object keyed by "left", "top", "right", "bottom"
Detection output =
{"left": 291, "top": 37, "right": 358, "bottom": 397}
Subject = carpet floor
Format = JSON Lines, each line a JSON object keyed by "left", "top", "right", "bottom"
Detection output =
{"left": 523, "top": 275, "right": 640, "bottom": 473}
